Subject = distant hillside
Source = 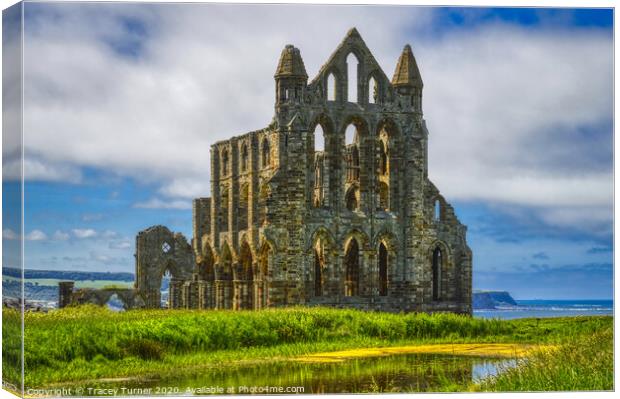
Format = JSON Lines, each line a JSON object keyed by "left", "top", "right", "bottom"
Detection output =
{"left": 473, "top": 291, "right": 518, "bottom": 309}
{"left": 2, "top": 267, "right": 134, "bottom": 282}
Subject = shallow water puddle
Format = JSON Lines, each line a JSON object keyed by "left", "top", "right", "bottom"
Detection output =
{"left": 63, "top": 354, "right": 520, "bottom": 395}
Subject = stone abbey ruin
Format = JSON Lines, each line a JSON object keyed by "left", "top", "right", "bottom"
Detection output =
{"left": 60, "top": 28, "right": 472, "bottom": 314}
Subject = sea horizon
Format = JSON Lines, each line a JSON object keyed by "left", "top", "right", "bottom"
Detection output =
{"left": 474, "top": 298, "right": 613, "bottom": 320}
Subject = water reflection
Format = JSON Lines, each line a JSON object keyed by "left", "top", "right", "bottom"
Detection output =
{"left": 81, "top": 354, "right": 516, "bottom": 395}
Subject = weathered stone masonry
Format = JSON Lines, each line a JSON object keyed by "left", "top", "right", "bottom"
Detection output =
{"left": 59, "top": 28, "right": 472, "bottom": 314}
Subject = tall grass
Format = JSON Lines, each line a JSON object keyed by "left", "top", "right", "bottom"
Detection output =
{"left": 19, "top": 306, "right": 516, "bottom": 365}
{"left": 2, "top": 305, "right": 612, "bottom": 388}
{"left": 476, "top": 323, "right": 613, "bottom": 391}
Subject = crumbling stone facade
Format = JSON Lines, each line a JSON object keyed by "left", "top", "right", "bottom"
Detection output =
{"left": 60, "top": 28, "right": 472, "bottom": 314}
{"left": 58, "top": 282, "right": 145, "bottom": 310}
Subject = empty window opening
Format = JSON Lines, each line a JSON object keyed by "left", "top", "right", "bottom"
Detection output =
{"left": 344, "top": 238, "right": 360, "bottom": 296}
{"left": 434, "top": 199, "right": 441, "bottom": 221}
{"left": 314, "top": 125, "right": 325, "bottom": 152}
{"left": 345, "top": 124, "right": 359, "bottom": 182}
{"left": 105, "top": 293, "right": 124, "bottom": 312}
{"left": 369, "top": 76, "right": 378, "bottom": 104}
{"left": 347, "top": 53, "right": 359, "bottom": 103}
{"left": 161, "top": 269, "right": 172, "bottom": 308}
{"left": 379, "top": 242, "right": 388, "bottom": 296}
{"left": 314, "top": 239, "right": 325, "bottom": 297}
{"left": 162, "top": 241, "right": 171, "bottom": 254}
{"left": 345, "top": 124, "right": 357, "bottom": 145}
{"left": 327, "top": 73, "right": 336, "bottom": 101}
{"left": 313, "top": 157, "right": 324, "bottom": 208}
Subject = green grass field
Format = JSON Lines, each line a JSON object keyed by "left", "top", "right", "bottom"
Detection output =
{"left": 2, "top": 306, "right": 613, "bottom": 392}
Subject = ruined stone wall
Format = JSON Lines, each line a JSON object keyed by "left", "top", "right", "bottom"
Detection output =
{"left": 127, "top": 28, "right": 472, "bottom": 314}
{"left": 135, "top": 225, "right": 194, "bottom": 308}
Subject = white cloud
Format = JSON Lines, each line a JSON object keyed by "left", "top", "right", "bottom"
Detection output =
{"left": 158, "top": 178, "right": 210, "bottom": 199}
{"left": 72, "top": 228, "right": 98, "bottom": 239}
{"left": 3, "top": 229, "right": 19, "bottom": 240}
{"left": 21, "top": 5, "right": 612, "bottom": 234}
{"left": 417, "top": 25, "right": 612, "bottom": 232}
{"left": 22, "top": 4, "right": 428, "bottom": 187}
{"left": 25, "top": 230, "right": 48, "bottom": 241}
{"left": 52, "top": 230, "right": 70, "bottom": 240}
{"left": 101, "top": 230, "right": 118, "bottom": 238}
{"left": 134, "top": 197, "right": 192, "bottom": 210}
{"left": 4, "top": 157, "right": 83, "bottom": 183}
{"left": 109, "top": 240, "right": 131, "bottom": 250}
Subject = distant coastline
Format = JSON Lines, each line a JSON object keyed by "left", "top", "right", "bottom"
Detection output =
{"left": 2, "top": 268, "right": 613, "bottom": 319}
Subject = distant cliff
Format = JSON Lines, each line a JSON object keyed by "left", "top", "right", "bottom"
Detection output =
{"left": 473, "top": 291, "right": 518, "bottom": 309}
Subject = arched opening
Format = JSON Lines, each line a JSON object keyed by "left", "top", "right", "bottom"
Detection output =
{"left": 368, "top": 76, "right": 378, "bottom": 104}
{"left": 347, "top": 53, "right": 359, "bottom": 103}
{"left": 378, "top": 242, "right": 388, "bottom": 296}
{"left": 160, "top": 269, "right": 172, "bottom": 308}
{"left": 313, "top": 125, "right": 325, "bottom": 208}
{"left": 432, "top": 247, "right": 442, "bottom": 301}
{"left": 345, "top": 124, "right": 359, "bottom": 183}
{"left": 313, "top": 238, "right": 326, "bottom": 297}
{"left": 256, "top": 243, "right": 272, "bottom": 309}
{"left": 199, "top": 245, "right": 215, "bottom": 281}
{"left": 434, "top": 199, "right": 441, "bottom": 221}
{"left": 345, "top": 124, "right": 357, "bottom": 146}
{"left": 238, "top": 183, "right": 249, "bottom": 230}
{"left": 241, "top": 144, "right": 248, "bottom": 172}
{"left": 238, "top": 242, "right": 254, "bottom": 310}
{"left": 262, "top": 138, "right": 270, "bottom": 168}
{"left": 105, "top": 293, "right": 124, "bottom": 312}
{"left": 344, "top": 238, "right": 360, "bottom": 296}
{"left": 218, "top": 245, "right": 233, "bottom": 309}
{"left": 345, "top": 186, "right": 359, "bottom": 211}
{"left": 314, "top": 124, "right": 325, "bottom": 152}
{"left": 377, "top": 120, "right": 399, "bottom": 212}
{"left": 221, "top": 149, "right": 229, "bottom": 176}
{"left": 327, "top": 73, "right": 336, "bottom": 101}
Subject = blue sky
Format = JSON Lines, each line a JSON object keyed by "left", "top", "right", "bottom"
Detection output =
{"left": 2, "top": 4, "right": 613, "bottom": 299}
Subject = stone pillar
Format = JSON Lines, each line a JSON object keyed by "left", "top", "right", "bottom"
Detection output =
{"left": 233, "top": 280, "right": 241, "bottom": 310}
{"left": 214, "top": 280, "right": 222, "bottom": 309}
{"left": 169, "top": 279, "right": 184, "bottom": 309}
{"left": 223, "top": 280, "right": 233, "bottom": 309}
{"left": 58, "top": 281, "right": 75, "bottom": 308}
